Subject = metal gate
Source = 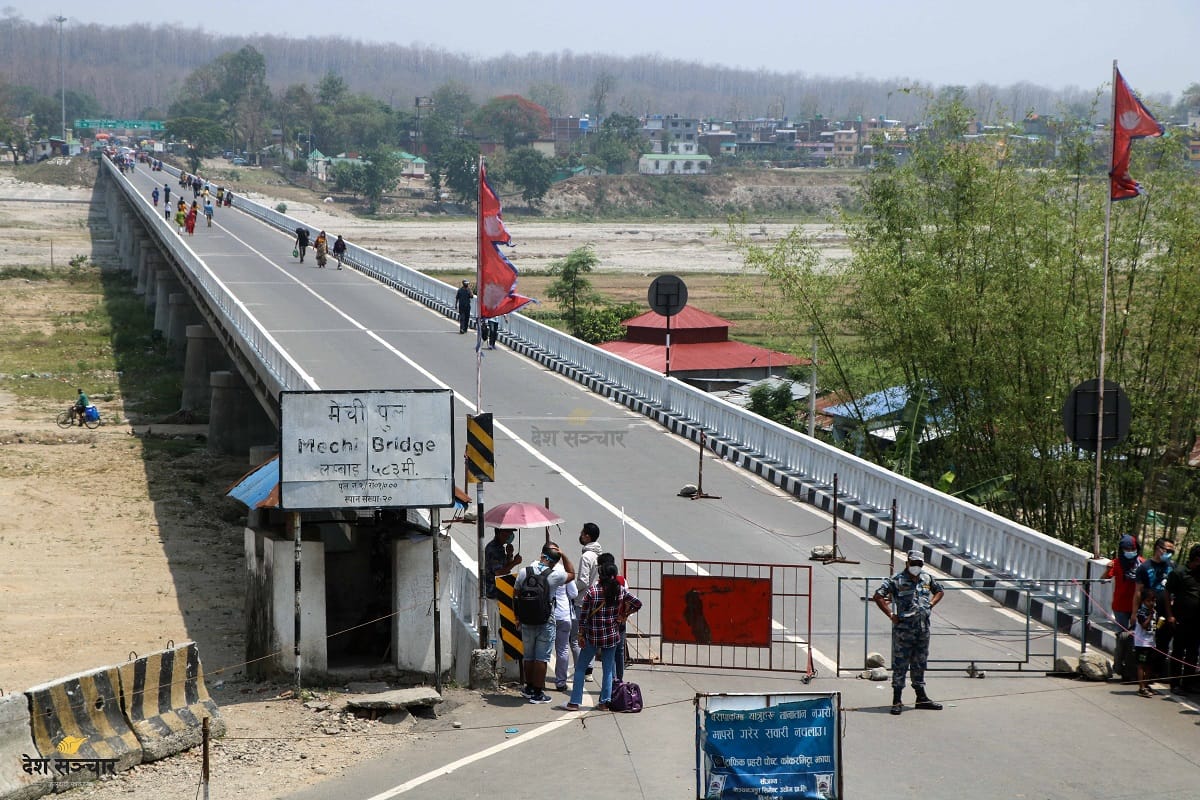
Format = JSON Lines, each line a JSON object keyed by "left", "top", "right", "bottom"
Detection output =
{"left": 624, "top": 559, "right": 814, "bottom": 678}
{"left": 835, "top": 576, "right": 1081, "bottom": 674}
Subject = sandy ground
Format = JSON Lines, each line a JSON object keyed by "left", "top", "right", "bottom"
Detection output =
{"left": 226, "top": 192, "right": 847, "bottom": 276}
{"left": 0, "top": 172, "right": 474, "bottom": 799}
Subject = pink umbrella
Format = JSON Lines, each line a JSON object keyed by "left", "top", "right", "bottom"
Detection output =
{"left": 483, "top": 502, "right": 564, "bottom": 529}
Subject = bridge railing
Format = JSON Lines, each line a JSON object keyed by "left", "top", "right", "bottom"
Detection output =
{"left": 141, "top": 166, "right": 1106, "bottom": 613}
{"left": 106, "top": 158, "right": 312, "bottom": 396}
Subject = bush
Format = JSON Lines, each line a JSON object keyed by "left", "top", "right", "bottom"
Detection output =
{"left": 573, "top": 302, "right": 642, "bottom": 344}
{"left": 275, "top": 203, "right": 288, "bottom": 213}
{"left": 290, "top": 158, "right": 308, "bottom": 172}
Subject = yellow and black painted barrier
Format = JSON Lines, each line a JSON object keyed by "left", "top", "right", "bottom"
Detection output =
{"left": 117, "top": 642, "right": 225, "bottom": 761}
{"left": 466, "top": 413, "right": 495, "bottom": 483}
{"left": 494, "top": 574, "right": 523, "bottom": 661}
{"left": 25, "top": 664, "right": 143, "bottom": 786}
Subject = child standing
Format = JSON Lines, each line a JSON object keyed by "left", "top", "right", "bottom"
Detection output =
{"left": 1135, "top": 592, "right": 1159, "bottom": 697}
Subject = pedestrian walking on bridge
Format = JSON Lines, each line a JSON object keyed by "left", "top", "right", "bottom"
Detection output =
{"left": 874, "top": 549, "right": 944, "bottom": 715}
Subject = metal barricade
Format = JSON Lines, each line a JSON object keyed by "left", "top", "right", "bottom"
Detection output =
{"left": 835, "top": 576, "right": 1098, "bottom": 674}
{"left": 624, "top": 559, "right": 814, "bottom": 677}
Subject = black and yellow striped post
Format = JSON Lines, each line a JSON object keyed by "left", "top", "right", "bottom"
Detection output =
{"left": 465, "top": 413, "right": 495, "bottom": 484}
{"left": 494, "top": 574, "right": 523, "bottom": 661}
{"left": 466, "top": 413, "right": 495, "bottom": 645}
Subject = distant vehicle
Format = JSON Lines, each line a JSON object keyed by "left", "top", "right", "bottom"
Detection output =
{"left": 222, "top": 150, "right": 234, "bottom": 159}
{"left": 232, "top": 157, "right": 248, "bottom": 166}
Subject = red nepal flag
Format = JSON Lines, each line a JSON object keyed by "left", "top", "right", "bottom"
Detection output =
{"left": 1110, "top": 67, "right": 1163, "bottom": 201}
{"left": 477, "top": 161, "right": 532, "bottom": 318}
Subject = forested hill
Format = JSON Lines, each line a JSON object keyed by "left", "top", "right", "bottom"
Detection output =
{"left": 1, "top": 14, "right": 1103, "bottom": 122}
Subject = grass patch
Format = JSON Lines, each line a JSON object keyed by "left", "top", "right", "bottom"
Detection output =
{"left": 0, "top": 263, "right": 181, "bottom": 414}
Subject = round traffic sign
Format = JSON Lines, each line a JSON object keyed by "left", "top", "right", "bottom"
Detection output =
{"left": 647, "top": 275, "right": 688, "bottom": 317}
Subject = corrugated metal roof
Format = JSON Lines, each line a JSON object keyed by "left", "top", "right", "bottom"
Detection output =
{"left": 623, "top": 306, "right": 732, "bottom": 331}
{"left": 824, "top": 386, "right": 911, "bottom": 421}
{"left": 598, "top": 340, "right": 802, "bottom": 372}
{"left": 226, "top": 456, "right": 280, "bottom": 509}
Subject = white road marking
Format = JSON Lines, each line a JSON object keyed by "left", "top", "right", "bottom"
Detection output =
{"left": 361, "top": 711, "right": 585, "bottom": 800}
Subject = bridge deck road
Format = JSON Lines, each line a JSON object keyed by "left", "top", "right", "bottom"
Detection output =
{"left": 117, "top": 166, "right": 1200, "bottom": 799}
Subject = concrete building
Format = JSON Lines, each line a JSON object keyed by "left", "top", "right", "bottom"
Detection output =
{"left": 637, "top": 153, "right": 712, "bottom": 174}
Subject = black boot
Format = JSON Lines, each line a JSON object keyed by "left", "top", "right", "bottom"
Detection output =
{"left": 890, "top": 688, "right": 902, "bottom": 715}
{"left": 914, "top": 690, "right": 942, "bottom": 710}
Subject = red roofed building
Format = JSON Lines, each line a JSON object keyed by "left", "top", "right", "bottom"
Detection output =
{"left": 598, "top": 306, "right": 804, "bottom": 390}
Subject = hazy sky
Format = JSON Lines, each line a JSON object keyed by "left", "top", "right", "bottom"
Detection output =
{"left": 34, "top": 0, "right": 1197, "bottom": 97}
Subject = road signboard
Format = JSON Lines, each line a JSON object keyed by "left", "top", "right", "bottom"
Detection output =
{"left": 279, "top": 389, "right": 454, "bottom": 510}
{"left": 74, "top": 119, "right": 165, "bottom": 131}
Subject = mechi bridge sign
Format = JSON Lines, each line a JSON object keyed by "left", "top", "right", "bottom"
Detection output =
{"left": 279, "top": 389, "right": 455, "bottom": 510}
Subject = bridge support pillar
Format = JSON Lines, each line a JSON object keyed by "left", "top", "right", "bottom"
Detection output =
{"left": 136, "top": 250, "right": 157, "bottom": 297}
{"left": 143, "top": 261, "right": 158, "bottom": 310}
{"left": 166, "top": 292, "right": 200, "bottom": 358}
{"left": 208, "top": 370, "right": 275, "bottom": 456}
{"left": 153, "top": 269, "right": 181, "bottom": 332}
{"left": 132, "top": 236, "right": 152, "bottom": 275}
{"left": 181, "top": 324, "right": 230, "bottom": 413}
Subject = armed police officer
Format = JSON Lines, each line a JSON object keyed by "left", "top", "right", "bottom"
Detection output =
{"left": 874, "top": 549, "right": 945, "bottom": 715}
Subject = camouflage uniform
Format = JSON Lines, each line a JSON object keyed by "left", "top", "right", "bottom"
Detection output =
{"left": 875, "top": 569, "right": 943, "bottom": 691}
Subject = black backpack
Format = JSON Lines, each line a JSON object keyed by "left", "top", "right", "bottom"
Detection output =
{"left": 514, "top": 566, "right": 553, "bottom": 625}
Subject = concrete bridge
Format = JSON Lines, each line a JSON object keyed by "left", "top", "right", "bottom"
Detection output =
{"left": 97, "top": 156, "right": 1120, "bottom": 680}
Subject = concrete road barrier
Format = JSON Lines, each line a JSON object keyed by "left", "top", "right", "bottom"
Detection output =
{"left": 0, "top": 693, "right": 50, "bottom": 800}
{"left": 117, "top": 642, "right": 225, "bottom": 761}
{"left": 25, "top": 666, "right": 142, "bottom": 790}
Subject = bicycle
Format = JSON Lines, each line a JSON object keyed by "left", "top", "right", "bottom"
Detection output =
{"left": 57, "top": 405, "right": 101, "bottom": 429}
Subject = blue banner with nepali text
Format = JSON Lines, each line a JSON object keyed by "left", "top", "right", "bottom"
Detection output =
{"left": 697, "top": 694, "right": 840, "bottom": 799}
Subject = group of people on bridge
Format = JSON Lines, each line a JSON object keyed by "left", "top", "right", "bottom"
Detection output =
{"left": 1106, "top": 535, "right": 1200, "bottom": 698}
{"left": 485, "top": 522, "right": 641, "bottom": 710}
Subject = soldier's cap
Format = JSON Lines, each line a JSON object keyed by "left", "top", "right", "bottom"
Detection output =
{"left": 907, "top": 550, "right": 924, "bottom": 563}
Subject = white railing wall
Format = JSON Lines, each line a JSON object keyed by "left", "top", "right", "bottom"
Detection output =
{"left": 109, "top": 160, "right": 1108, "bottom": 615}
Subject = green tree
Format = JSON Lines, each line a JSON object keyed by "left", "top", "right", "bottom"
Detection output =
{"left": 360, "top": 150, "right": 401, "bottom": 212}
{"left": 505, "top": 147, "right": 555, "bottom": 206}
{"left": 573, "top": 302, "right": 642, "bottom": 344}
{"left": 437, "top": 138, "right": 480, "bottom": 203}
{"left": 822, "top": 93, "right": 1200, "bottom": 549}
{"left": 330, "top": 160, "right": 365, "bottom": 194}
{"left": 421, "top": 83, "right": 477, "bottom": 163}
{"left": 547, "top": 245, "right": 602, "bottom": 332}
{"left": 172, "top": 45, "right": 269, "bottom": 157}
{"left": 317, "top": 72, "right": 348, "bottom": 107}
{"left": 747, "top": 382, "right": 798, "bottom": 427}
{"left": 165, "top": 116, "right": 226, "bottom": 171}
{"left": 472, "top": 95, "right": 549, "bottom": 149}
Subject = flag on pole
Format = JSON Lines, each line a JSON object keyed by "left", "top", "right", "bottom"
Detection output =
{"left": 1110, "top": 67, "right": 1163, "bottom": 201}
{"left": 477, "top": 161, "right": 533, "bottom": 318}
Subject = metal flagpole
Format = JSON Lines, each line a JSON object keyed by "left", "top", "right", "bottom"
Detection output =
{"left": 1092, "top": 60, "right": 1118, "bottom": 559}
{"left": 476, "top": 158, "right": 484, "bottom": 414}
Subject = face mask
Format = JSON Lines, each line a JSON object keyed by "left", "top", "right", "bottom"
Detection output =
{"left": 505, "top": 534, "right": 515, "bottom": 546}
{"left": 1161, "top": 552, "right": 1173, "bottom": 562}
{"left": 907, "top": 565, "right": 922, "bottom": 577}
{"left": 1122, "top": 550, "right": 1138, "bottom": 559}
